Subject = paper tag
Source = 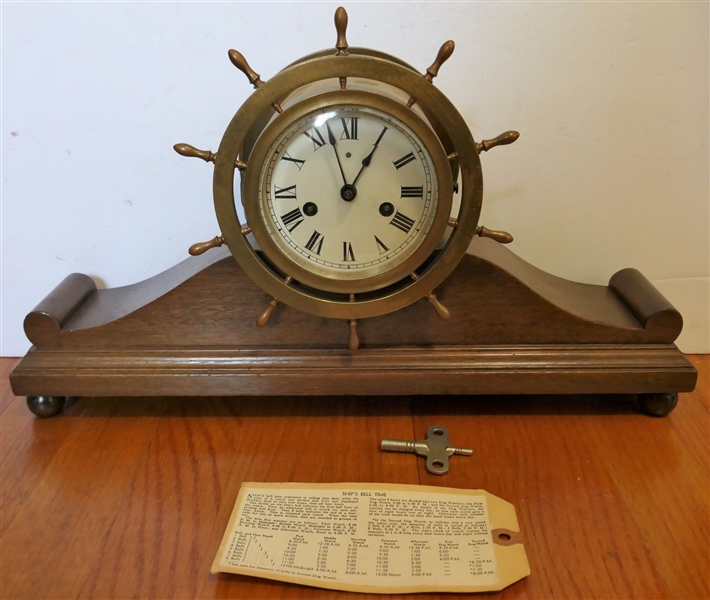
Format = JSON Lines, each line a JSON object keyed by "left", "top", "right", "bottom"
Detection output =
{"left": 212, "top": 482, "right": 529, "bottom": 594}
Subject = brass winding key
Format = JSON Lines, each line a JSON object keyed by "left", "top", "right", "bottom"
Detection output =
{"left": 380, "top": 425, "right": 472, "bottom": 475}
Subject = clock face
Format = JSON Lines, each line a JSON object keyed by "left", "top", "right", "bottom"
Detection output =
{"left": 218, "top": 73, "right": 469, "bottom": 319}
{"left": 256, "top": 104, "right": 440, "bottom": 285}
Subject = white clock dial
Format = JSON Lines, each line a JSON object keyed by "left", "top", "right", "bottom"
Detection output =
{"left": 258, "top": 105, "right": 439, "bottom": 282}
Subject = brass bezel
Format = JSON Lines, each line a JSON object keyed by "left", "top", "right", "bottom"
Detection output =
{"left": 240, "top": 47, "right": 459, "bottom": 189}
{"left": 242, "top": 90, "right": 453, "bottom": 294}
{"left": 213, "top": 54, "right": 482, "bottom": 320}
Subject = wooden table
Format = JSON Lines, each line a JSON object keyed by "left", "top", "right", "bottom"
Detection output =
{"left": 1, "top": 355, "right": 707, "bottom": 599}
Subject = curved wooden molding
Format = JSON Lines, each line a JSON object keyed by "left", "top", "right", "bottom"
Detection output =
{"left": 10, "top": 345, "right": 696, "bottom": 398}
{"left": 21, "top": 238, "right": 685, "bottom": 349}
{"left": 23, "top": 247, "right": 230, "bottom": 345}
{"left": 12, "top": 238, "right": 696, "bottom": 399}
{"left": 471, "top": 239, "right": 683, "bottom": 339}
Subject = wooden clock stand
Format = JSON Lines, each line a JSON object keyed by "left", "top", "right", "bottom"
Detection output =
{"left": 10, "top": 237, "right": 697, "bottom": 418}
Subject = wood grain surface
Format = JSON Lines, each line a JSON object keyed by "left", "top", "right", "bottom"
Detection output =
{"left": 18, "top": 240, "right": 687, "bottom": 350}
{"left": 1, "top": 355, "right": 707, "bottom": 599}
{"left": 11, "top": 239, "right": 696, "bottom": 402}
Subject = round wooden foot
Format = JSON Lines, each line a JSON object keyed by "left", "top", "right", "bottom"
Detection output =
{"left": 638, "top": 392, "right": 678, "bottom": 417}
{"left": 26, "top": 396, "right": 66, "bottom": 419}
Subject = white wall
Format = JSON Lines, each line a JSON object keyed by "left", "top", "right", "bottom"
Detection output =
{"left": 2, "top": 2, "right": 708, "bottom": 355}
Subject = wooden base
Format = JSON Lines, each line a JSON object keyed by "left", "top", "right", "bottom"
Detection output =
{"left": 10, "top": 238, "right": 697, "bottom": 414}
{"left": 2, "top": 356, "right": 707, "bottom": 599}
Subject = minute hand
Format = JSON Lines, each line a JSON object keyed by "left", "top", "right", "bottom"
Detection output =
{"left": 352, "top": 126, "right": 388, "bottom": 187}
{"left": 326, "top": 121, "right": 348, "bottom": 186}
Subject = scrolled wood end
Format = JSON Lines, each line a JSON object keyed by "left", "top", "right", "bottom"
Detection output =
{"left": 609, "top": 268, "right": 683, "bottom": 341}
{"left": 24, "top": 273, "right": 96, "bottom": 345}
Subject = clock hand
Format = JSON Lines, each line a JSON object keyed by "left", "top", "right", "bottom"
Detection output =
{"left": 326, "top": 121, "right": 348, "bottom": 186}
{"left": 352, "top": 126, "right": 388, "bottom": 187}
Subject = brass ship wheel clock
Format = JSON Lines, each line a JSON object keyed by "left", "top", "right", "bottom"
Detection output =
{"left": 10, "top": 7, "right": 696, "bottom": 418}
{"left": 175, "top": 7, "right": 517, "bottom": 350}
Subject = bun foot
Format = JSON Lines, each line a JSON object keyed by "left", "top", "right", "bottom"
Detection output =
{"left": 638, "top": 392, "right": 678, "bottom": 417}
{"left": 26, "top": 396, "right": 66, "bottom": 419}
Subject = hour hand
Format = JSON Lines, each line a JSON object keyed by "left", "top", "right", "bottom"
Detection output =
{"left": 352, "top": 126, "right": 388, "bottom": 186}
{"left": 352, "top": 150, "right": 374, "bottom": 186}
{"left": 361, "top": 147, "right": 376, "bottom": 169}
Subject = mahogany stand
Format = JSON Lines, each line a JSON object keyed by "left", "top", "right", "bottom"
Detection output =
{"left": 10, "top": 238, "right": 697, "bottom": 418}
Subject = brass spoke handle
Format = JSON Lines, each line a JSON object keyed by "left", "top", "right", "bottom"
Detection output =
{"left": 476, "top": 226, "right": 513, "bottom": 244}
{"left": 348, "top": 320, "right": 359, "bottom": 351}
{"left": 174, "top": 143, "right": 246, "bottom": 170}
{"left": 174, "top": 143, "right": 215, "bottom": 163}
{"left": 257, "top": 299, "right": 278, "bottom": 328}
{"left": 476, "top": 131, "right": 520, "bottom": 153}
{"left": 334, "top": 6, "right": 349, "bottom": 56}
{"left": 425, "top": 40, "right": 455, "bottom": 82}
{"left": 228, "top": 49, "right": 263, "bottom": 87}
{"left": 407, "top": 40, "right": 455, "bottom": 108}
{"left": 228, "top": 49, "right": 283, "bottom": 113}
{"left": 427, "top": 293, "right": 451, "bottom": 320}
{"left": 188, "top": 236, "right": 224, "bottom": 256}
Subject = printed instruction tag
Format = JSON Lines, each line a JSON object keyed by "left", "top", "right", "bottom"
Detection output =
{"left": 212, "top": 482, "right": 530, "bottom": 594}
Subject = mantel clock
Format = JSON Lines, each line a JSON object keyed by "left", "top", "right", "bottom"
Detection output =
{"left": 176, "top": 8, "right": 517, "bottom": 349}
{"left": 10, "top": 7, "right": 697, "bottom": 418}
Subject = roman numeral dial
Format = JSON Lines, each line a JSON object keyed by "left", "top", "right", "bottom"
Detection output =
{"left": 393, "top": 152, "right": 416, "bottom": 170}
{"left": 342, "top": 242, "right": 355, "bottom": 262}
{"left": 374, "top": 236, "right": 389, "bottom": 254}
{"left": 390, "top": 211, "right": 416, "bottom": 234}
{"left": 280, "top": 207, "right": 304, "bottom": 232}
{"left": 274, "top": 184, "right": 297, "bottom": 199}
{"left": 305, "top": 230, "right": 325, "bottom": 255}
{"left": 303, "top": 127, "right": 325, "bottom": 151}
{"left": 281, "top": 153, "right": 305, "bottom": 171}
{"left": 259, "top": 103, "right": 440, "bottom": 283}
{"left": 401, "top": 186, "right": 423, "bottom": 198}
{"left": 340, "top": 117, "right": 358, "bottom": 140}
